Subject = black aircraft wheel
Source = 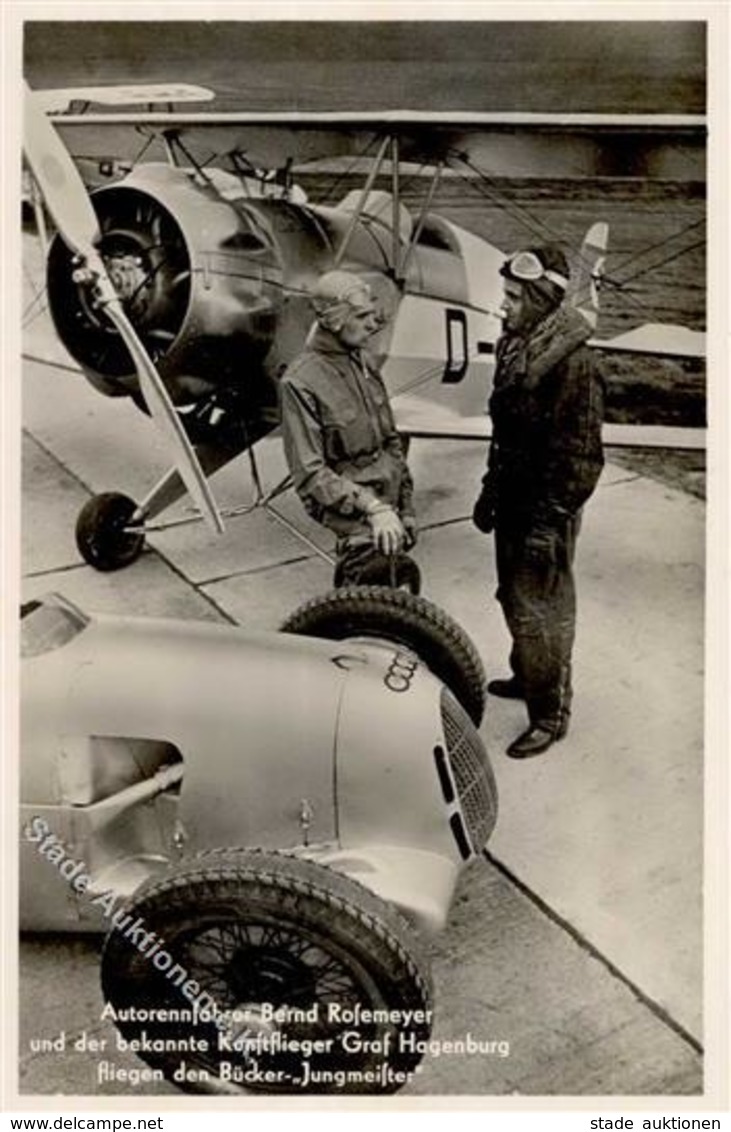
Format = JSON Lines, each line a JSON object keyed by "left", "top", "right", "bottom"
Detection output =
{"left": 101, "top": 849, "right": 433, "bottom": 1095}
{"left": 280, "top": 585, "right": 486, "bottom": 725}
{"left": 75, "top": 492, "right": 145, "bottom": 571}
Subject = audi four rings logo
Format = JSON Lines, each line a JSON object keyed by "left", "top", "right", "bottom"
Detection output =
{"left": 384, "top": 651, "right": 419, "bottom": 693}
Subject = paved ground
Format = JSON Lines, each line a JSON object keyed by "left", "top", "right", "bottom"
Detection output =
{"left": 15, "top": 280, "right": 708, "bottom": 1097}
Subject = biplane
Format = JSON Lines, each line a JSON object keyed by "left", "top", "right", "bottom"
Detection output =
{"left": 22, "top": 82, "right": 707, "bottom": 571}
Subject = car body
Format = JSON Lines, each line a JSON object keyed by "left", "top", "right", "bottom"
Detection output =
{"left": 21, "top": 591, "right": 497, "bottom": 935}
{"left": 19, "top": 588, "right": 497, "bottom": 1094}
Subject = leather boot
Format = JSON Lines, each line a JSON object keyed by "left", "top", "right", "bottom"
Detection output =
{"left": 506, "top": 714, "right": 569, "bottom": 759}
{"left": 506, "top": 725, "right": 556, "bottom": 759}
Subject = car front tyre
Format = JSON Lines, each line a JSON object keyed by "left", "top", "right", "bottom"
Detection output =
{"left": 101, "top": 849, "right": 433, "bottom": 1095}
{"left": 281, "top": 585, "right": 486, "bottom": 725}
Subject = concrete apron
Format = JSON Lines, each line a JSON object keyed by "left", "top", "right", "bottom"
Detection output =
{"left": 19, "top": 311, "right": 704, "bottom": 1047}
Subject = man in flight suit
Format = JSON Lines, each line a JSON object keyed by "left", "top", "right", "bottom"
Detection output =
{"left": 280, "top": 270, "right": 417, "bottom": 588}
{"left": 472, "top": 245, "right": 604, "bottom": 758}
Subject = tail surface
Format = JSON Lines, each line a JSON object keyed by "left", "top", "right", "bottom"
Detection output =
{"left": 569, "top": 221, "right": 609, "bottom": 330}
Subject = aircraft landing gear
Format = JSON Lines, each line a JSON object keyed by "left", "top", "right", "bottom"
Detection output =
{"left": 75, "top": 492, "right": 145, "bottom": 571}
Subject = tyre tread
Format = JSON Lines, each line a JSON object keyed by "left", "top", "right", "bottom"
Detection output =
{"left": 103, "top": 847, "right": 433, "bottom": 1005}
{"left": 280, "top": 585, "right": 485, "bottom": 723}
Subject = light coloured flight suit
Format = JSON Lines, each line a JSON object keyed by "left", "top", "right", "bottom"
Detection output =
{"left": 280, "top": 326, "right": 414, "bottom": 583}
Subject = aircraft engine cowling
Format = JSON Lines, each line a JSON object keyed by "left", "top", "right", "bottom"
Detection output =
{"left": 46, "top": 164, "right": 284, "bottom": 408}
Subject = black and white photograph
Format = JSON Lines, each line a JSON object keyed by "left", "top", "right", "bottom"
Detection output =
{"left": 6, "top": 3, "right": 728, "bottom": 1111}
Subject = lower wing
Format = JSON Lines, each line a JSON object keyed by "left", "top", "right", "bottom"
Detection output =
{"left": 393, "top": 395, "right": 706, "bottom": 451}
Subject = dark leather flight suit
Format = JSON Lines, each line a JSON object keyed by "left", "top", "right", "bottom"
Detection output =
{"left": 485, "top": 306, "right": 604, "bottom": 733}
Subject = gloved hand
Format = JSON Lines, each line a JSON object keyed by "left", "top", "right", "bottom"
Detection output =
{"left": 472, "top": 486, "right": 496, "bottom": 534}
{"left": 524, "top": 524, "right": 561, "bottom": 567}
{"left": 368, "top": 504, "right": 405, "bottom": 556}
{"left": 402, "top": 515, "right": 418, "bottom": 551}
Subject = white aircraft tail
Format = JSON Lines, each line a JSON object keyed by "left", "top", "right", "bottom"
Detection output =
{"left": 568, "top": 221, "right": 609, "bottom": 331}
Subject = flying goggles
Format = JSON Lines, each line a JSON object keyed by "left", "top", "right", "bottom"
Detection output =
{"left": 503, "top": 250, "right": 569, "bottom": 291}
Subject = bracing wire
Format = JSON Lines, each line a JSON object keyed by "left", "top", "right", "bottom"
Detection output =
{"left": 446, "top": 149, "right": 704, "bottom": 328}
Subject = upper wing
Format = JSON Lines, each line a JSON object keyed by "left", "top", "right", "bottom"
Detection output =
{"left": 48, "top": 107, "right": 706, "bottom": 179}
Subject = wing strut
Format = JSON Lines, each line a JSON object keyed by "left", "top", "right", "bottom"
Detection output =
{"left": 333, "top": 134, "right": 391, "bottom": 268}
{"left": 400, "top": 161, "right": 444, "bottom": 281}
{"left": 391, "top": 134, "right": 401, "bottom": 279}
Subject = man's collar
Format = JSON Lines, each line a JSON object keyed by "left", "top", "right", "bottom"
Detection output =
{"left": 501, "top": 304, "right": 591, "bottom": 348}
{"left": 310, "top": 326, "right": 353, "bottom": 357}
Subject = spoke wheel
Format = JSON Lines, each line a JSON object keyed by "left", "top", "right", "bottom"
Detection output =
{"left": 101, "top": 849, "right": 433, "bottom": 1095}
{"left": 75, "top": 492, "right": 145, "bottom": 571}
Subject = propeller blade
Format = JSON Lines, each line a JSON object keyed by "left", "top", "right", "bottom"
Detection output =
{"left": 24, "top": 81, "right": 101, "bottom": 257}
{"left": 23, "top": 83, "right": 224, "bottom": 534}
{"left": 102, "top": 301, "right": 225, "bottom": 533}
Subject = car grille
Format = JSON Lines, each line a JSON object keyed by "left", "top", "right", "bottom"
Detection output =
{"left": 440, "top": 688, "right": 497, "bottom": 853}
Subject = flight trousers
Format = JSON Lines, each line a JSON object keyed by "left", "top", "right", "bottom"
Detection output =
{"left": 334, "top": 530, "right": 385, "bottom": 585}
{"left": 333, "top": 530, "right": 420, "bottom": 593}
{"left": 494, "top": 513, "right": 581, "bottom": 734}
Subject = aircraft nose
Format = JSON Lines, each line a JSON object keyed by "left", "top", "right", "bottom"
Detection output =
{"left": 46, "top": 175, "right": 283, "bottom": 396}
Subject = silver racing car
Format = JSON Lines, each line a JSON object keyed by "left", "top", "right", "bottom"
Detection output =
{"left": 20, "top": 586, "right": 497, "bottom": 1095}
